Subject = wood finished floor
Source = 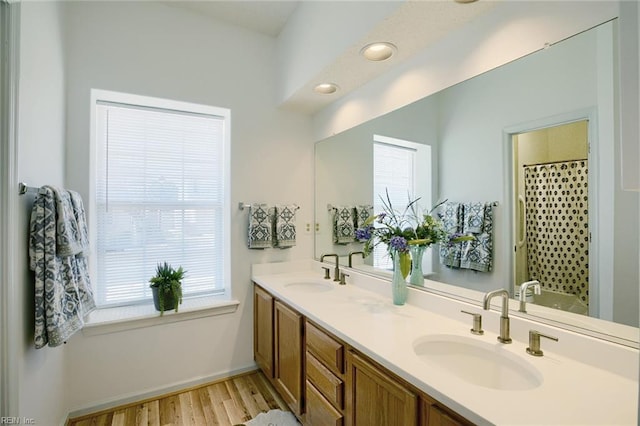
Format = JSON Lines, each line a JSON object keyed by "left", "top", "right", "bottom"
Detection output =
{"left": 67, "top": 370, "right": 289, "bottom": 426}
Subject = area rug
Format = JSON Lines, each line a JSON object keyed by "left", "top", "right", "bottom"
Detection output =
{"left": 242, "top": 409, "right": 300, "bottom": 426}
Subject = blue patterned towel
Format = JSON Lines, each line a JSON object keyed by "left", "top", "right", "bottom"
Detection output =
{"left": 439, "top": 202, "right": 463, "bottom": 268}
{"left": 463, "top": 202, "right": 485, "bottom": 234}
{"left": 460, "top": 202, "right": 494, "bottom": 272}
{"left": 333, "top": 206, "right": 355, "bottom": 244}
{"left": 274, "top": 204, "right": 297, "bottom": 248}
{"left": 248, "top": 204, "right": 274, "bottom": 249}
{"left": 29, "top": 186, "right": 96, "bottom": 349}
{"left": 354, "top": 205, "right": 373, "bottom": 228}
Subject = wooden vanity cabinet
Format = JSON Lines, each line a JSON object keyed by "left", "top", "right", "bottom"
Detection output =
{"left": 274, "top": 300, "right": 305, "bottom": 417}
{"left": 305, "top": 321, "right": 345, "bottom": 426}
{"left": 420, "top": 395, "right": 472, "bottom": 426}
{"left": 253, "top": 284, "right": 472, "bottom": 426}
{"left": 253, "top": 285, "right": 274, "bottom": 378}
{"left": 345, "top": 351, "right": 418, "bottom": 426}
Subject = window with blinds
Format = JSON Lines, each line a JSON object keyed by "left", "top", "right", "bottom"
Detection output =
{"left": 93, "top": 91, "right": 230, "bottom": 307}
{"left": 372, "top": 140, "right": 416, "bottom": 270}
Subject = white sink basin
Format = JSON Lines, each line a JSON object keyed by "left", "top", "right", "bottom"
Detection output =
{"left": 413, "top": 334, "right": 542, "bottom": 391}
{"left": 283, "top": 280, "right": 334, "bottom": 293}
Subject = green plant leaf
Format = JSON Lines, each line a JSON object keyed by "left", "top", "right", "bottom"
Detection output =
{"left": 399, "top": 252, "right": 411, "bottom": 279}
{"left": 408, "top": 238, "right": 431, "bottom": 246}
{"left": 363, "top": 215, "right": 376, "bottom": 226}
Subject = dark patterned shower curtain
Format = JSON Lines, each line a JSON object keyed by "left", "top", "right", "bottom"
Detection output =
{"left": 524, "top": 160, "right": 589, "bottom": 306}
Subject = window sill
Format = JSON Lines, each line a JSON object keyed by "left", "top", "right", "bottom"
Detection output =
{"left": 82, "top": 295, "right": 240, "bottom": 336}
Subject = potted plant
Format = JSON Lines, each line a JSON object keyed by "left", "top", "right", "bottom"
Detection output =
{"left": 149, "top": 262, "right": 185, "bottom": 315}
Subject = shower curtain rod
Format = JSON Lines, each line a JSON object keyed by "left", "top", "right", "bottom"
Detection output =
{"left": 522, "top": 158, "right": 587, "bottom": 168}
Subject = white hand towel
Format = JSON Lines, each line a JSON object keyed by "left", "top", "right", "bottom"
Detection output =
{"left": 248, "top": 204, "right": 274, "bottom": 249}
{"left": 460, "top": 202, "right": 494, "bottom": 272}
{"left": 274, "top": 204, "right": 297, "bottom": 248}
{"left": 439, "top": 201, "right": 463, "bottom": 268}
{"left": 354, "top": 204, "right": 373, "bottom": 228}
{"left": 333, "top": 206, "right": 355, "bottom": 244}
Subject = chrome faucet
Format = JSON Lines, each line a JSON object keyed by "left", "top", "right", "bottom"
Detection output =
{"left": 483, "top": 289, "right": 512, "bottom": 343}
{"left": 320, "top": 253, "right": 340, "bottom": 282}
{"left": 518, "top": 280, "right": 541, "bottom": 313}
{"left": 348, "top": 251, "right": 365, "bottom": 267}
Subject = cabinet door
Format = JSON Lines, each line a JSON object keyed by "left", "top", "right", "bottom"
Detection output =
{"left": 345, "top": 351, "right": 417, "bottom": 426}
{"left": 420, "top": 396, "right": 471, "bottom": 426}
{"left": 253, "top": 285, "right": 274, "bottom": 378}
{"left": 274, "top": 300, "right": 304, "bottom": 416}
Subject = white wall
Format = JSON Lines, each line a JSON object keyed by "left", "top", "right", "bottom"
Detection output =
{"left": 61, "top": 2, "right": 314, "bottom": 412}
{"left": 618, "top": 0, "right": 639, "bottom": 191}
{"left": 15, "top": 2, "right": 68, "bottom": 423}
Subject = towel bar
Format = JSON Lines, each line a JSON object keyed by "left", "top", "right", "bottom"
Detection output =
{"left": 18, "top": 182, "right": 37, "bottom": 195}
{"left": 239, "top": 202, "right": 299, "bottom": 211}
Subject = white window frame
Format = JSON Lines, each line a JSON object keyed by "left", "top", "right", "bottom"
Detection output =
{"left": 373, "top": 134, "right": 433, "bottom": 272}
{"left": 88, "top": 89, "right": 232, "bottom": 316}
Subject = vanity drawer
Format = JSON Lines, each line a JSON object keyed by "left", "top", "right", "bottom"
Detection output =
{"left": 306, "top": 380, "right": 344, "bottom": 426}
{"left": 306, "top": 322, "right": 344, "bottom": 375}
{"left": 306, "top": 351, "right": 344, "bottom": 409}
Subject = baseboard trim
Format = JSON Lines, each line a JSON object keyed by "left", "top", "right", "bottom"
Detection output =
{"left": 65, "top": 364, "right": 259, "bottom": 423}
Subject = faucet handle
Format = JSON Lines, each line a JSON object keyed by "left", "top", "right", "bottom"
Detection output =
{"left": 461, "top": 310, "right": 484, "bottom": 335}
{"left": 526, "top": 330, "right": 559, "bottom": 357}
{"left": 339, "top": 272, "right": 349, "bottom": 285}
{"left": 321, "top": 267, "right": 331, "bottom": 280}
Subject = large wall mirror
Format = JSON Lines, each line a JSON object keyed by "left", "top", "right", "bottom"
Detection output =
{"left": 314, "top": 19, "right": 640, "bottom": 347}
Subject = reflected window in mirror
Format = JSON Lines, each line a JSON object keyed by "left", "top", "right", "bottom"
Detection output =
{"left": 373, "top": 135, "right": 432, "bottom": 271}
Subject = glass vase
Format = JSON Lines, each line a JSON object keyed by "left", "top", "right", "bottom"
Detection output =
{"left": 391, "top": 251, "right": 408, "bottom": 306}
{"left": 409, "top": 245, "right": 426, "bottom": 287}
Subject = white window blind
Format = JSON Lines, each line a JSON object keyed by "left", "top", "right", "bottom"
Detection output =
{"left": 373, "top": 141, "right": 416, "bottom": 270}
{"left": 94, "top": 96, "right": 228, "bottom": 307}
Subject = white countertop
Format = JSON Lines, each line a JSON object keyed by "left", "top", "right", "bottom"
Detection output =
{"left": 252, "top": 260, "right": 638, "bottom": 426}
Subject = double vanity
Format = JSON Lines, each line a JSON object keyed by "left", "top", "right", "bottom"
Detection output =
{"left": 252, "top": 260, "right": 638, "bottom": 425}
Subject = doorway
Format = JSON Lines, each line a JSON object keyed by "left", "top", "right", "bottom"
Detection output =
{"left": 512, "top": 120, "right": 590, "bottom": 315}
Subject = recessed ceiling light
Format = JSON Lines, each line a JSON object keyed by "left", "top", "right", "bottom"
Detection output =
{"left": 360, "top": 42, "right": 397, "bottom": 62}
{"left": 314, "top": 83, "right": 339, "bottom": 94}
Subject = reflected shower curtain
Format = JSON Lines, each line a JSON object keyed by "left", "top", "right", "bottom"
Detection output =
{"left": 524, "top": 160, "right": 589, "bottom": 306}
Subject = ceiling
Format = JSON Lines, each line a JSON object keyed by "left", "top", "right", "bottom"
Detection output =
{"left": 163, "top": 1, "right": 499, "bottom": 113}
{"left": 162, "top": 0, "right": 299, "bottom": 37}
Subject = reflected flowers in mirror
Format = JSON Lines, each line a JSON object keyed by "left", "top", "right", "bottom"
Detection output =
{"left": 355, "top": 191, "right": 473, "bottom": 279}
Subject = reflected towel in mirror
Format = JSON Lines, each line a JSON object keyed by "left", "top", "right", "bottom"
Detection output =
{"left": 439, "top": 202, "right": 463, "bottom": 267}
{"left": 463, "top": 202, "right": 485, "bottom": 234}
{"left": 460, "top": 202, "right": 494, "bottom": 272}
{"left": 354, "top": 205, "right": 373, "bottom": 228}
{"left": 333, "top": 205, "right": 355, "bottom": 244}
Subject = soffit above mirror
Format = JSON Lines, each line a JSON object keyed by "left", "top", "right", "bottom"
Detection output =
{"left": 278, "top": 0, "right": 499, "bottom": 114}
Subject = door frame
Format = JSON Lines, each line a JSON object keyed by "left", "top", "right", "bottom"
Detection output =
{"left": 502, "top": 108, "right": 600, "bottom": 318}
{"left": 1, "top": 1, "right": 20, "bottom": 417}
